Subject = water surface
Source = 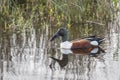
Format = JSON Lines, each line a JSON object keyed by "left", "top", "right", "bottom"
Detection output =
{"left": 0, "top": 21, "right": 120, "bottom": 80}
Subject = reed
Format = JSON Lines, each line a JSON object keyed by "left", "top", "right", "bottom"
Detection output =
{"left": 0, "top": 0, "right": 118, "bottom": 32}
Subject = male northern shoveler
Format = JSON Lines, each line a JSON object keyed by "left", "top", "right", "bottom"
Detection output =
{"left": 50, "top": 28, "right": 104, "bottom": 51}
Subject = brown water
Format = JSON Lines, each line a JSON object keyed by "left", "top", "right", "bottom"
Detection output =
{"left": 0, "top": 21, "right": 120, "bottom": 80}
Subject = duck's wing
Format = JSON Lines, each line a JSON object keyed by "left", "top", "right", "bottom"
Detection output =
{"left": 71, "top": 35, "right": 105, "bottom": 45}
{"left": 70, "top": 35, "right": 96, "bottom": 42}
{"left": 81, "top": 35, "right": 96, "bottom": 39}
{"left": 84, "top": 37, "right": 105, "bottom": 45}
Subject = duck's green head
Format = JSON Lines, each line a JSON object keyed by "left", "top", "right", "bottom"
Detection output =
{"left": 50, "top": 28, "right": 68, "bottom": 42}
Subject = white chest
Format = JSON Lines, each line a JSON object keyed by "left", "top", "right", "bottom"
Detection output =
{"left": 60, "top": 41, "right": 72, "bottom": 49}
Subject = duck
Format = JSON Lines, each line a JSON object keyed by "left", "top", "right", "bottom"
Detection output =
{"left": 50, "top": 28, "right": 104, "bottom": 52}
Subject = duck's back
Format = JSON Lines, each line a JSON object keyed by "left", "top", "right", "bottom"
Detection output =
{"left": 71, "top": 39, "right": 93, "bottom": 50}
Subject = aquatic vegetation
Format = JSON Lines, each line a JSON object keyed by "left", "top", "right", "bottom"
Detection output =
{"left": 0, "top": 0, "right": 119, "bottom": 33}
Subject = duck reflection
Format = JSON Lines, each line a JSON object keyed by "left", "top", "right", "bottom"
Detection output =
{"left": 50, "top": 54, "right": 68, "bottom": 68}
{"left": 50, "top": 47, "right": 105, "bottom": 69}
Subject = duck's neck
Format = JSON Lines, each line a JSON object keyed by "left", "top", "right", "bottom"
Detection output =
{"left": 61, "top": 34, "right": 68, "bottom": 42}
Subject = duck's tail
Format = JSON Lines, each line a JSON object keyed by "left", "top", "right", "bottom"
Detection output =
{"left": 84, "top": 36, "right": 105, "bottom": 45}
{"left": 97, "top": 38, "right": 105, "bottom": 44}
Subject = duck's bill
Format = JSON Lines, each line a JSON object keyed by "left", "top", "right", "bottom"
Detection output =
{"left": 50, "top": 32, "right": 59, "bottom": 41}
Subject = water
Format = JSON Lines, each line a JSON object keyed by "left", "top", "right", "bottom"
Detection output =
{"left": 0, "top": 21, "right": 120, "bottom": 80}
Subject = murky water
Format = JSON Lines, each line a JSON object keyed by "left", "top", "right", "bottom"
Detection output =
{"left": 0, "top": 20, "right": 120, "bottom": 80}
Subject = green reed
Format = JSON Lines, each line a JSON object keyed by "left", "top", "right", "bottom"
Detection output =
{"left": 0, "top": 0, "right": 118, "bottom": 33}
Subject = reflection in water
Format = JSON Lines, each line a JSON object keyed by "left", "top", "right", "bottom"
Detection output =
{"left": 50, "top": 54, "right": 68, "bottom": 68}
{"left": 50, "top": 47, "right": 105, "bottom": 69}
{"left": 0, "top": 23, "right": 120, "bottom": 80}
{"left": 0, "top": 28, "right": 50, "bottom": 80}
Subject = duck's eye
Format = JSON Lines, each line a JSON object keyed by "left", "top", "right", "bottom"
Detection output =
{"left": 59, "top": 29, "right": 64, "bottom": 36}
